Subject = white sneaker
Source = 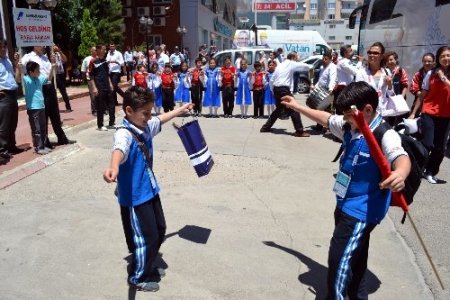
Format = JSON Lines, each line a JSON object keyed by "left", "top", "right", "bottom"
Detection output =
{"left": 425, "top": 174, "right": 437, "bottom": 184}
{"left": 97, "top": 126, "right": 108, "bottom": 131}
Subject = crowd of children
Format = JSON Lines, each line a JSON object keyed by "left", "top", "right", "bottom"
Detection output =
{"left": 130, "top": 55, "right": 280, "bottom": 119}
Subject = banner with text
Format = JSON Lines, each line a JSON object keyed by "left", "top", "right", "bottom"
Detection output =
{"left": 13, "top": 8, "right": 53, "bottom": 47}
{"left": 253, "top": 0, "right": 296, "bottom": 12}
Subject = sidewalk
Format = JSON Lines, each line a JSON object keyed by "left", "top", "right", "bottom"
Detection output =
{"left": 0, "top": 80, "right": 129, "bottom": 183}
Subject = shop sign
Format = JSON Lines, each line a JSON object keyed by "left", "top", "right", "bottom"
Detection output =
{"left": 254, "top": 0, "right": 296, "bottom": 12}
{"left": 214, "top": 17, "right": 233, "bottom": 37}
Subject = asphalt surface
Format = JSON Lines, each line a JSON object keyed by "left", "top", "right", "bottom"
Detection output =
{"left": 0, "top": 94, "right": 448, "bottom": 299}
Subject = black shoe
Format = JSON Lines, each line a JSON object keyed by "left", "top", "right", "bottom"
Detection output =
{"left": 45, "top": 142, "right": 55, "bottom": 149}
{"left": 8, "top": 146, "right": 25, "bottom": 155}
{"left": 57, "top": 139, "right": 76, "bottom": 145}
{"left": 260, "top": 127, "right": 272, "bottom": 133}
{"left": 0, "top": 151, "right": 12, "bottom": 159}
{"left": 0, "top": 155, "right": 9, "bottom": 165}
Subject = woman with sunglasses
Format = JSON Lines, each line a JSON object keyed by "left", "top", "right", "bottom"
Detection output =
{"left": 355, "top": 42, "right": 395, "bottom": 116}
{"left": 410, "top": 46, "right": 450, "bottom": 184}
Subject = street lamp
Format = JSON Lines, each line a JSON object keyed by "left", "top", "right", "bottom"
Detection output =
{"left": 176, "top": 26, "right": 187, "bottom": 51}
{"left": 139, "top": 16, "right": 153, "bottom": 71}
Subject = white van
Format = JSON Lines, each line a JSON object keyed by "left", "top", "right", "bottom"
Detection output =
{"left": 212, "top": 47, "right": 273, "bottom": 71}
{"left": 232, "top": 29, "right": 330, "bottom": 59}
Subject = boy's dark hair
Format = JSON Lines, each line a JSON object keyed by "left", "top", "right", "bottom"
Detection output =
{"left": 123, "top": 86, "right": 155, "bottom": 111}
{"left": 335, "top": 81, "right": 379, "bottom": 112}
{"left": 26, "top": 61, "right": 40, "bottom": 75}
{"left": 136, "top": 64, "right": 144, "bottom": 70}
{"left": 253, "top": 61, "right": 261, "bottom": 68}
{"left": 323, "top": 49, "right": 333, "bottom": 59}
{"left": 195, "top": 57, "right": 203, "bottom": 64}
{"left": 286, "top": 52, "right": 296, "bottom": 60}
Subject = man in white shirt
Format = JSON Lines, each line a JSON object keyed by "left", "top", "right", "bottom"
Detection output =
{"left": 169, "top": 46, "right": 184, "bottom": 72}
{"left": 123, "top": 46, "right": 134, "bottom": 81}
{"left": 106, "top": 43, "right": 125, "bottom": 106}
{"left": 156, "top": 46, "right": 169, "bottom": 71}
{"left": 260, "top": 52, "right": 311, "bottom": 137}
{"left": 21, "top": 46, "right": 75, "bottom": 146}
{"left": 81, "top": 46, "right": 97, "bottom": 115}
{"left": 335, "top": 45, "right": 363, "bottom": 114}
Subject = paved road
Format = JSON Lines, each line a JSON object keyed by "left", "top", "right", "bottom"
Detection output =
{"left": 0, "top": 94, "right": 448, "bottom": 299}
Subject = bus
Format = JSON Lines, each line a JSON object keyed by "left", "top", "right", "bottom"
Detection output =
{"left": 349, "top": 0, "right": 450, "bottom": 81}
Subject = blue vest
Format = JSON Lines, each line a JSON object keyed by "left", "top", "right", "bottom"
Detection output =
{"left": 338, "top": 128, "right": 391, "bottom": 224}
{"left": 117, "top": 121, "right": 160, "bottom": 207}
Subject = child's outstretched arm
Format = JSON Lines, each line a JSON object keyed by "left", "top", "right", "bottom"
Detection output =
{"left": 103, "top": 150, "right": 124, "bottom": 183}
{"left": 379, "top": 155, "right": 411, "bottom": 192}
{"left": 281, "top": 95, "right": 331, "bottom": 127}
{"left": 158, "top": 103, "right": 194, "bottom": 124}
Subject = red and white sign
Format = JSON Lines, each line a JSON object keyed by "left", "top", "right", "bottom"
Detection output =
{"left": 13, "top": 8, "right": 53, "bottom": 47}
{"left": 254, "top": 0, "right": 296, "bottom": 12}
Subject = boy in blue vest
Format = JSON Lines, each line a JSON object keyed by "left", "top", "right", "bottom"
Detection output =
{"left": 103, "top": 86, "right": 192, "bottom": 292}
{"left": 281, "top": 81, "right": 411, "bottom": 299}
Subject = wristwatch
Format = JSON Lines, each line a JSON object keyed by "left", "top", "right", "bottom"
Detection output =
{"left": 441, "top": 76, "right": 448, "bottom": 82}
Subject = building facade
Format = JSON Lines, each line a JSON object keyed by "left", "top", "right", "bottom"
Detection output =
{"left": 122, "top": 0, "right": 237, "bottom": 59}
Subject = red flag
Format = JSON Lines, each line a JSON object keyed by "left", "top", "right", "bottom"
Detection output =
{"left": 351, "top": 107, "right": 409, "bottom": 212}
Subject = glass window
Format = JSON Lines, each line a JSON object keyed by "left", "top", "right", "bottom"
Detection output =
{"left": 202, "top": 30, "right": 209, "bottom": 45}
{"left": 345, "top": 36, "right": 352, "bottom": 40}
{"left": 310, "top": 3, "right": 318, "bottom": 9}
{"left": 329, "top": 24, "right": 336, "bottom": 29}
{"left": 328, "top": 14, "right": 335, "bottom": 19}
{"left": 153, "top": 0, "right": 172, "bottom": 3}
{"left": 328, "top": 2, "right": 335, "bottom": 9}
{"left": 369, "top": 0, "right": 399, "bottom": 24}
{"left": 241, "top": 51, "right": 253, "bottom": 65}
{"left": 329, "top": 36, "right": 336, "bottom": 40}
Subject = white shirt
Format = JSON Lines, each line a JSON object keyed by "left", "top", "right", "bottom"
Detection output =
{"left": 81, "top": 55, "right": 93, "bottom": 80}
{"left": 21, "top": 51, "right": 52, "bottom": 78}
{"left": 157, "top": 53, "right": 170, "bottom": 70}
{"left": 113, "top": 117, "right": 161, "bottom": 163}
{"left": 106, "top": 50, "right": 124, "bottom": 73}
{"left": 235, "top": 57, "right": 241, "bottom": 70}
{"left": 270, "top": 59, "right": 310, "bottom": 90}
{"left": 124, "top": 51, "right": 133, "bottom": 63}
{"left": 328, "top": 114, "right": 407, "bottom": 164}
{"left": 316, "top": 62, "right": 337, "bottom": 91}
{"left": 337, "top": 58, "right": 362, "bottom": 86}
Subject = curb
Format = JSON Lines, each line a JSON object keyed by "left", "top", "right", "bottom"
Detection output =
{"left": 0, "top": 143, "right": 83, "bottom": 190}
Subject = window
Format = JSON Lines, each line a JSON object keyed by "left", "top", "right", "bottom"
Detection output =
{"left": 329, "top": 36, "right": 336, "bottom": 40}
{"left": 436, "top": 0, "right": 450, "bottom": 5}
{"left": 310, "top": 3, "right": 318, "bottom": 9}
{"left": 345, "top": 36, "right": 352, "bottom": 40}
{"left": 148, "top": 35, "right": 162, "bottom": 46}
{"left": 369, "top": 0, "right": 400, "bottom": 24}
{"left": 328, "top": 2, "right": 335, "bottom": 9}
{"left": 328, "top": 14, "right": 335, "bottom": 19}
{"left": 241, "top": 51, "right": 253, "bottom": 65}
{"left": 202, "top": 30, "right": 209, "bottom": 45}
{"left": 329, "top": 24, "right": 336, "bottom": 29}
{"left": 153, "top": 0, "right": 172, "bottom": 3}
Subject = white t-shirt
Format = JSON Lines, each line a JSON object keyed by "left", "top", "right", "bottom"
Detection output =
{"left": 106, "top": 50, "right": 124, "bottom": 73}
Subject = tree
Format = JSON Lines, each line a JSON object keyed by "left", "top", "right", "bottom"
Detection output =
{"left": 78, "top": 9, "right": 98, "bottom": 58}
{"left": 88, "top": 0, "right": 124, "bottom": 48}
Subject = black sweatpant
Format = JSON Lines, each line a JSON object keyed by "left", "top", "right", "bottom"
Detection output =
{"left": 261, "top": 86, "right": 305, "bottom": 132}
{"left": 420, "top": 113, "right": 450, "bottom": 176}
{"left": 43, "top": 84, "right": 67, "bottom": 142}
{"left": 27, "top": 109, "right": 47, "bottom": 151}
{"left": 191, "top": 84, "right": 203, "bottom": 114}
{"left": 110, "top": 72, "right": 125, "bottom": 105}
{"left": 96, "top": 90, "right": 115, "bottom": 128}
{"left": 121, "top": 195, "right": 167, "bottom": 284}
{"left": 326, "top": 208, "right": 376, "bottom": 300}
{"left": 253, "top": 89, "right": 264, "bottom": 117}
{"left": 0, "top": 90, "right": 18, "bottom": 153}
{"left": 56, "top": 73, "right": 71, "bottom": 110}
{"left": 162, "top": 87, "right": 175, "bottom": 112}
{"left": 222, "top": 85, "right": 234, "bottom": 116}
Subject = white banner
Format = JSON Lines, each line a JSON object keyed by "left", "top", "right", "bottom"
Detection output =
{"left": 13, "top": 8, "right": 53, "bottom": 47}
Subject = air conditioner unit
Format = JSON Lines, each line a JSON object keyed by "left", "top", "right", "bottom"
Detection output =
{"left": 122, "top": 8, "right": 132, "bottom": 18}
{"left": 137, "top": 7, "right": 150, "bottom": 17}
{"left": 153, "top": 6, "right": 166, "bottom": 16}
{"left": 153, "top": 17, "right": 166, "bottom": 27}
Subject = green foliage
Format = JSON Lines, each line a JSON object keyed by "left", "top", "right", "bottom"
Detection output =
{"left": 87, "top": 0, "right": 124, "bottom": 48}
{"left": 78, "top": 9, "right": 98, "bottom": 58}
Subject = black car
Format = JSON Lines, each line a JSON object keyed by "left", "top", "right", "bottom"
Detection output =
{"left": 293, "top": 55, "right": 323, "bottom": 94}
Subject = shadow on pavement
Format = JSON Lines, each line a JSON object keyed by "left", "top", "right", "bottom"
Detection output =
{"left": 165, "top": 225, "right": 212, "bottom": 244}
{"left": 262, "top": 241, "right": 381, "bottom": 299}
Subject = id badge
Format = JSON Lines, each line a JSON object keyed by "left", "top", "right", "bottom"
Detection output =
{"left": 333, "top": 171, "right": 351, "bottom": 198}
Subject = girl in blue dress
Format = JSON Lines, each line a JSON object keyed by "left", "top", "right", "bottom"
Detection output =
{"left": 203, "top": 58, "right": 221, "bottom": 117}
{"left": 147, "top": 62, "right": 163, "bottom": 114}
{"left": 264, "top": 60, "right": 277, "bottom": 116}
{"left": 175, "top": 62, "right": 190, "bottom": 106}
{"left": 235, "top": 58, "right": 252, "bottom": 118}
